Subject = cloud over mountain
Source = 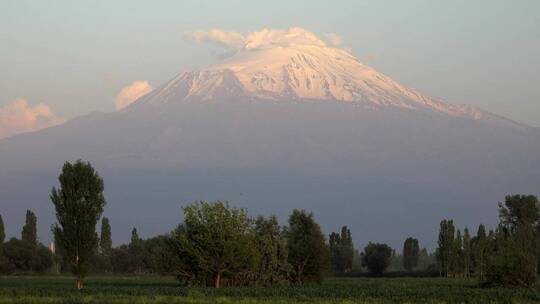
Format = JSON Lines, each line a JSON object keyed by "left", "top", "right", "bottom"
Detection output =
{"left": 114, "top": 81, "right": 153, "bottom": 110}
{"left": 184, "top": 27, "right": 343, "bottom": 54}
{"left": 0, "top": 98, "right": 63, "bottom": 139}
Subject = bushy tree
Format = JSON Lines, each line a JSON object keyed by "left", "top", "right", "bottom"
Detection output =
{"left": 21, "top": 210, "right": 37, "bottom": 246}
{"left": 329, "top": 226, "right": 354, "bottom": 274}
{"left": 2, "top": 238, "right": 52, "bottom": 273}
{"left": 287, "top": 210, "right": 329, "bottom": 284}
{"left": 402, "top": 237, "right": 419, "bottom": 271}
{"left": 171, "top": 201, "right": 255, "bottom": 288}
{"left": 361, "top": 242, "right": 392, "bottom": 276}
{"left": 253, "top": 215, "right": 290, "bottom": 286}
{"left": 485, "top": 195, "right": 539, "bottom": 286}
{"left": 51, "top": 160, "right": 106, "bottom": 289}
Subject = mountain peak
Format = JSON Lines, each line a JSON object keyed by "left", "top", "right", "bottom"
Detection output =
{"left": 130, "top": 40, "right": 526, "bottom": 130}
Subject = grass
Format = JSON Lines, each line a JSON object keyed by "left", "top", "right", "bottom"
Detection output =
{"left": 0, "top": 275, "right": 539, "bottom": 304}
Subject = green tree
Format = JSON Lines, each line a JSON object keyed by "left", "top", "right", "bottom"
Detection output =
{"left": 21, "top": 210, "right": 37, "bottom": 246}
{"left": 402, "top": 237, "right": 419, "bottom": 271}
{"left": 462, "top": 228, "right": 472, "bottom": 277}
{"left": 172, "top": 201, "right": 255, "bottom": 288}
{"left": 287, "top": 209, "right": 329, "bottom": 284}
{"left": 329, "top": 226, "right": 354, "bottom": 274}
{"left": 51, "top": 160, "right": 106, "bottom": 289}
{"left": 435, "top": 219, "right": 455, "bottom": 277}
{"left": 485, "top": 195, "right": 539, "bottom": 286}
{"left": 129, "top": 228, "right": 143, "bottom": 273}
{"left": 100, "top": 217, "right": 112, "bottom": 254}
{"left": 472, "top": 224, "right": 488, "bottom": 279}
{"left": 450, "top": 229, "right": 464, "bottom": 276}
{"left": 0, "top": 214, "right": 5, "bottom": 251}
{"left": 361, "top": 242, "right": 392, "bottom": 276}
{"left": 498, "top": 195, "right": 539, "bottom": 253}
{"left": 253, "top": 215, "right": 290, "bottom": 286}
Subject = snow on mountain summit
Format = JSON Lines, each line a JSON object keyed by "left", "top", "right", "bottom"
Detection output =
{"left": 131, "top": 28, "right": 526, "bottom": 129}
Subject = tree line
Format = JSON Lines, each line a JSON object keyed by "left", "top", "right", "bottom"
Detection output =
{"left": 435, "top": 195, "right": 540, "bottom": 287}
{"left": 0, "top": 160, "right": 538, "bottom": 289}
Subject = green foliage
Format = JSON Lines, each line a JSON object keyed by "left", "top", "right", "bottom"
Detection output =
{"left": 50, "top": 160, "right": 106, "bottom": 289}
{"left": 170, "top": 201, "right": 256, "bottom": 287}
{"left": 471, "top": 224, "right": 488, "bottom": 280}
{"left": 485, "top": 229, "right": 537, "bottom": 287}
{"left": 253, "top": 215, "right": 291, "bottom": 286}
{"left": 21, "top": 210, "right": 37, "bottom": 246}
{"left": 129, "top": 228, "right": 144, "bottom": 273}
{"left": 287, "top": 209, "right": 329, "bottom": 284}
{"left": 329, "top": 226, "right": 354, "bottom": 274}
{"left": 1, "top": 238, "right": 52, "bottom": 273}
{"left": 0, "top": 214, "right": 5, "bottom": 247}
{"left": 361, "top": 242, "right": 392, "bottom": 276}
{"left": 484, "top": 195, "right": 540, "bottom": 287}
{"left": 402, "top": 237, "right": 419, "bottom": 271}
{"left": 436, "top": 219, "right": 455, "bottom": 277}
{"left": 100, "top": 217, "right": 112, "bottom": 254}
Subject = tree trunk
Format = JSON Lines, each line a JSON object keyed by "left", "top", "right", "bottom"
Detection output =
{"left": 76, "top": 277, "right": 84, "bottom": 290}
{"left": 215, "top": 272, "right": 222, "bottom": 288}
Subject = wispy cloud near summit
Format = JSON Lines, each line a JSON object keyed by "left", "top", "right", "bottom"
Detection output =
{"left": 184, "top": 27, "right": 344, "bottom": 56}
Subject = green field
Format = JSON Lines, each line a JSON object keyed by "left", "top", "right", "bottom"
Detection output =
{"left": 0, "top": 276, "right": 539, "bottom": 304}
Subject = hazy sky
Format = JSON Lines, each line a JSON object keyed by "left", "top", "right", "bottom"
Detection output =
{"left": 1, "top": 0, "right": 539, "bottom": 127}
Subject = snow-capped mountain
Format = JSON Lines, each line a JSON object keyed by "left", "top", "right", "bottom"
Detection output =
{"left": 1, "top": 30, "right": 538, "bottom": 247}
{"left": 132, "top": 43, "right": 523, "bottom": 129}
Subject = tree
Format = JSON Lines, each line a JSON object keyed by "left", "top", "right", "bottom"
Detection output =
{"left": 0, "top": 215, "right": 4, "bottom": 241}
{"left": 2, "top": 238, "right": 52, "bottom": 273}
{"left": 21, "top": 210, "right": 37, "bottom": 246}
{"left": 462, "top": 228, "right": 471, "bottom": 277}
{"left": 172, "top": 201, "right": 255, "bottom": 288}
{"left": 329, "top": 226, "right": 354, "bottom": 274}
{"left": 51, "top": 160, "right": 106, "bottom": 289}
{"left": 472, "top": 224, "right": 488, "bottom": 280}
{"left": 402, "top": 237, "right": 419, "bottom": 271}
{"left": 0, "top": 214, "right": 5, "bottom": 251}
{"left": 100, "top": 217, "right": 112, "bottom": 254}
{"left": 450, "top": 229, "right": 464, "bottom": 276}
{"left": 485, "top": 225, "right": 537, "bottom": 287}
{"left": 498, "top": 195, "right": 539, "bottom": 253}
{"left": 435, "top": 219, "right": 455, "bottom": 277}
{"left": 287, "top": 210, "right": 329, "bottom": 284}
{"left": 253, "top": 215, "right": 290, "bottom": 286}
{"left": 361, "top": 242, "right": 392, "bottom": 276}
{"left": 485, "top": 195, "right": 539, "bottom": 286}
{"left": 129, "top": 228, "right": 143, "bottom": 273}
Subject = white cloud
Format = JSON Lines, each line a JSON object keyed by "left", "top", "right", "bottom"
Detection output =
{"left": 114, "top": 81, "right": 153, "bottom": 110}
{"left": 324, "top": 33, "right": 343, "bottom": 46}
{"left": 184, "top": 27, "right": 343, "bottom": 54}
{"left": 184, "top": 29, "right": 245, "bottom": 52}
{"left": 0, "top": 98, "right": 64, "bottom": 139}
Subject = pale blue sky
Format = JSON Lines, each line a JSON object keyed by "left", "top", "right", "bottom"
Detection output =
{"left": 1, "top": 0, "right": 539, "bottom": 125}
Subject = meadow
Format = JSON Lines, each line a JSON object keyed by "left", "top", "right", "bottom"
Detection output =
{"left": 0, "top": 275, "right": 539, "bottom": 304}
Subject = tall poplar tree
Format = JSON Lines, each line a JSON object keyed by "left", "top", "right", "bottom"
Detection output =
{"left": 51, "top": 160, "right": 106, "bottom": 289}
{"left": 21, "top": 210, "right": 37, "bottom": 246}
{"left": 435, "top": 219, "right": 455, "bottom": 277}
{"left": 0, "top": 214, "right": 5, "bottom": 252}
{"left": 100, "top": 217, "right": 112, "bottom": 254}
